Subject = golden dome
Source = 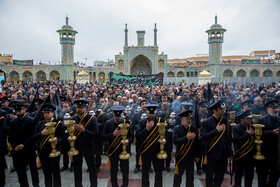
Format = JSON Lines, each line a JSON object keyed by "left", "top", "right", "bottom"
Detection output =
{"left": 77, "top": 70, "right": 88, "bottom": 76}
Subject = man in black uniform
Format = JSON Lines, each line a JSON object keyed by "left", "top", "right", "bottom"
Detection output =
{"left": 196, "top": 101, "right": 208, "bottom": 175}
{"left": 9, "top": 101, "right": 39, "bottom": 187}
{"left": 201, "top": 100, "right": 232, "bottom": 187}
{"left": 173, "top": 110, "right": 200, "bottom": 187}
{"left": 33, "top": 103, "right": 65, "bottom": 187}
{"left": 59, "top": 101, "right": 75, "bottom": 172}
{"left": 0, "top": 108, "right": 7, "bottom": 187}
{"left": 157, "top": 102, "right": 173, "bottom": 172}
{"left": 71, "top": 99, "right": 98, "bottom": 187}
{"left": 136, "top": 104, "right": 164, "bottom": 187}
{"left": 103, "top": 105, "right": 133, "bottom": 187}
{"left": 95, "top": 99, "right": 109, "bottom": 171}
{"left": 232, "top": 110, "right": 255, "bottom": 187}
{"left": 133, "top": 99, "right": 148, "bottom": 173}
{"left": 257, "top": 100, "right": 280, "bottom": 187}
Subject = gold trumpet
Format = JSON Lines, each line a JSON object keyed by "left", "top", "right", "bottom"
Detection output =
{"left": 118, "top": 120, "right": 130, "bottom": 160}
{"left": 252, "top": 114, "right": 265, "bottom": 160}
{"left": 157, "top": 118, "right": 168, "bottom": 159}
{"left": 45, "top": 122, "right": 61, "bottom": 158}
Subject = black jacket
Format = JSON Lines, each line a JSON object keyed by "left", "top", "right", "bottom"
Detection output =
{"left": 0, "top": 116, "right": 7, "bottom": 155}
{"left": 102, "top": 118, "right": 133, "bottom": 156}
{"left": 9, "top": 115, "right": 36, "bottom": 153}
{"left": 71, "top": 113, "right": 98, "bottom": 155}
{"left": 258, "top": 114, "right": 280, "bottom": 160}
{"left": 33, "top": 119, "right": 65, "bottom": 156}
{"left": 173, "top": 124, "right": 201, "bottom": 161}
{"left": 201, "top": 116, "right": 232, "bottom": 160}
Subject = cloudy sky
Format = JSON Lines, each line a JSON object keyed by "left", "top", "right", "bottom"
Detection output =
{"left": 0, "top": 0, "right": 279, "bottom": 65}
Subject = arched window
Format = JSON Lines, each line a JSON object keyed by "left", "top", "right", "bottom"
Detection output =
{"left": 250, "top": 70, "right": 260, "bottom": 77}
{"left": 236, "top": 69, "right": 247, "bottom": 77}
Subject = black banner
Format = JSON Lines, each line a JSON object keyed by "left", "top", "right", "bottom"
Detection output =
{"left": 13, "top": 60, "right": 33, "bottom": 66}
{"left": 110, "top": 73, "right": 163, "bottom": 86}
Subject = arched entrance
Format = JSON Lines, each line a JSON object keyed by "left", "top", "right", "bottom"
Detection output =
{"left": 223, "top": 69, "right": 233, "bottom": 77}
{"left": 236, "top": 69, "right": 247, "bottom": 77}
{"left": 130, "top": 55, "right": 152, "bottom": 75}
{"left": 108, "top": 72, "right": 114, "bottom": 82}
{"left": 250, "top": 69, "right": 260, "bottom": 77}
{"left": 50, "top": 70, "right": 60, "bottom": 81}
{"left": 36, "top": 70, "right": 46, "bottom": 82}
{"left": 22, "top": 71, "right": 33, "bottom": 82}
{"left": 263, "top": 70, "right": 273, "bottom": 77}
{"left": 9, "top": 70, "right": 19, "bottom": 84}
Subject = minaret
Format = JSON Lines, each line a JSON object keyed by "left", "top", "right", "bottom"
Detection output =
{"left": 57, "top": 16, "right": 78, "bottom": 65}
{"left": 137, "top": 31, "right": 145, "bottom": 47}
{"left": 206, "top": 15, "right": 226, "bottom": 77}
{"left": 57, "top": 16, "right": 78, "bottom": 80}
{"left": 124, "top": 23, "right": 128, "bottom": 47}
{"left": 154, "top": 23, "right": 157, "bottom": 47}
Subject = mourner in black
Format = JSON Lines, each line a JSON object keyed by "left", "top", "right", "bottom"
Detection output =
{"left": 158, "top": 102, "right": 173, "bottom": 172}
{"left": 103, "top": 105, "right": 133, "bottom": 187}
{"left": 232, "top": 110, "right": 255, "bottom": 187}
{"left": 196, "top": 101, "right": 208, "bottom": 175}
{"left": 257, "top": 100, "right": 280, "bottom": 187}
{"left": 29, "top": 99, "right": 44, "bottom": 118}
{"left": 241, "top": 100, "right": 253, "bottom": 112}
{"left": 33, "top": 103, "right": 65, "bottom": 187}
{"left": 133, "top": 99, "right": 148, "bottom": 173}
{"left": 71, "top": 99, "right": 98, "bottom": 187}
{"left": 59, "top": 101, "right": 75, "bottom": 172}
{"left": 201, "top": 100, "right": 232, "bottom": 187}
{"left": 0, "top": 112, "right": 7, "bottom": 187}
{"left": 173, "top": 110, "right": 200, "bottom": 187}
{"left": 136, "top": 104, "right": 164, "bottom": 187}
{"left": 9, "top": 102, "right": 39, "bottom": 187}
{"left": 95, "top": 98, "right": 109, "bottom": 171}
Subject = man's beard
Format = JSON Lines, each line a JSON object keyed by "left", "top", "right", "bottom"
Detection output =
{"left": 77, "top": 111, "right": 85, "bottom": 115}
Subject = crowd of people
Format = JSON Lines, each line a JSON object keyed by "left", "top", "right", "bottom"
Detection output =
{"left": 0, "top": 80, "right": 280, "bottom": 187}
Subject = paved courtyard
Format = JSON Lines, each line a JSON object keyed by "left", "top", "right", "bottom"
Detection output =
{"left": 4, "top": 145, "right": 258, "bottom": 187}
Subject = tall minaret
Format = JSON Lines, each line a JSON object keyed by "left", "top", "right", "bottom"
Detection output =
{"left": 154, "top": 23, "right": 157, "bottom": 47}
{"left": 57, "top": 16, "right": 78, "bottom": 65}
{"left": 57, "top": 16, "right": 78, "bottom": 80}
{"left": 124, "top": 23, "right": 128, "bottom": 47}
{"left": 206, "top": 15, "right": 226, "bottom": 77}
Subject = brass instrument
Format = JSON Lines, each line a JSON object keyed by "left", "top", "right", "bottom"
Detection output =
{"left": 45, "top": 122, "right": 61, "bottom": 158}
{"left": 252, "top": 114, "right": 265, "bottom": 160}
{"left": 229, "top": 111, "right": 236, "bottom": 126}
{"left": 64, "top": 113, "right": 79, "bottom": 156}
{"left": 118, "top": 120, "right": 130, "bottom": 160}
{"left": 157, "top": 118, "right": 168, "bottom": 159}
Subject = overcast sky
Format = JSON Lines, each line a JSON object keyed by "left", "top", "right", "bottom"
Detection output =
{"left": 0, "top": 0, "right": 279, "bottom": 65}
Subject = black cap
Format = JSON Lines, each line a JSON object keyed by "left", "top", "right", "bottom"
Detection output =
{"left": 74, "top": 99, "right": 89, "bottom": 107}
{"left": 11, "top": 101, "right": 26, "bottom": 111}
{"left": 110, "top": 105, "right": 125, "bottom": 117}
{"left": 241, "top": 100, "right": 253, "bottom": 107}
{"left": 198, "top": 101, "right": 208, "bottom": 108}
{"left": 41, "top": 103, "right": 56, "bottom": 112}
{"left": 178, "top": 110, "right": 193, "bottom": 118}
{"left": 181, "top": 102, "right": 193, "bottom": 110}
{"left": 264, "top": 100, "right": 279, "bottom": 109}
{"left": 236, "top": 110, "right": 252, "bottom": 119}
{"left": 34, "top": 98, "right": 44, "bottom": 105}
{"left": 208, "top": 100, "right": 223, "bottom": 111}
{"left": 144, "top": 104, "right": 158, "bottom": 114}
